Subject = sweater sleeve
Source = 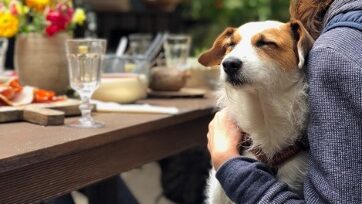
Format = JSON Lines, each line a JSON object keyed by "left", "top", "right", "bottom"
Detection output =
{"left": 216, "top": 48, "right": 362, "bottom": 204}
{"left": 216, "top": 157, "right": 304, "bottom": 204}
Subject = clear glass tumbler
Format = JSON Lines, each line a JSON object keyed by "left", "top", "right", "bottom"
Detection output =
{"left": 66, "top": 39, "right": 107, "bottom": 128}
{"left": 163, "top": 34, "right": 191, "bottom": 70}
{"left": 128, "top": 33, "right": 152, "bottom": 56}
{"left": 0, "top": 38, "right": 8, "bottom": 73}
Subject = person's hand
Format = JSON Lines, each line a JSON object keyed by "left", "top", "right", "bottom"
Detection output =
{"left": 207, "top": 109, "right": 242, "bottom": 170}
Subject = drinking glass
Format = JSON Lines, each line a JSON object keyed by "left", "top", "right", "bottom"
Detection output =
{"left": 0, "top": 38, "right": 8, "bottom": 73}
{"left": 163, "top": 34, "right": 191, "bottom": 70}
{"left": 66, "top": 39, "right": 107, "bottom": 128}
{"left": 128, "top": 33, "right": 152, "bottom": 56}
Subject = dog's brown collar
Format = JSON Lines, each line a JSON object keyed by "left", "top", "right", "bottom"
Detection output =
{"left": 238, "top": 133, "right": 308, "bottom": 170}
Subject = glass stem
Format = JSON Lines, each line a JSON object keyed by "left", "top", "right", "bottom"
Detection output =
{"left": 79, "top": 92, "right": 93, "bottom": 123}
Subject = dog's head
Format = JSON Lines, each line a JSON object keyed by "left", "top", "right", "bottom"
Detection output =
{"left": 198, "top": 20, "right": 314, "bottom": 89}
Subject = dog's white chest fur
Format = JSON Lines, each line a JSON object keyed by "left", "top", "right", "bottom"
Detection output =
{"left": 206, "top": 85, "right": 309, "bottom": 204}
{"left": 219, "top": 84, "right": 308, "bottom": 157}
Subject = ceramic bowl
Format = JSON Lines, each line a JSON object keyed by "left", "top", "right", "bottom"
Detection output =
{"left": 93, "top": 73, "right": 148, "bottom": 103}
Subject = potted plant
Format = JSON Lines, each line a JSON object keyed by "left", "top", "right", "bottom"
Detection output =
{"left": 0, "top": 0, "right": 86, "bottom": 94}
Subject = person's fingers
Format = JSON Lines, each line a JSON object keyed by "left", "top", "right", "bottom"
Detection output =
{"left": 218, "top": 109, "right": 231, "bottom": 125}
{"left": 207, "top": 132, "right": 212, "bottom": 151}
{"left": 221, "top": 110, "right": 233, "bottom": 124}
{"left": 208, "top": 119, "right": 214, "bottom": 131}
{"left": 218, "top": 109, "right": 227, "bottom": 118}
{"left": 207, "top": 131, "right": 211, "bottom": 141}
{"left": 215, "top": 110, "right": 222, "bottom": 117}
{"left": 214, "top": 111, "right": 222, "bottom": 122}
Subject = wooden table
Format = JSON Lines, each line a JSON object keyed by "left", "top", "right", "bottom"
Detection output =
{"left": 0, "top": 95, "right": 216, "bottom": 204}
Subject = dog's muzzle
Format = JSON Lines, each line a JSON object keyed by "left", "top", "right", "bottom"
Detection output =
{"left": 222, "top": 57, "right": 243, "bottom": 75}
{"left": 222, "top": 57, "right": 247, "bottom": 86}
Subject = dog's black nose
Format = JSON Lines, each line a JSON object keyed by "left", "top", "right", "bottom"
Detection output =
{"left": 222, "top": 57, "right": 243, "bottom": 75}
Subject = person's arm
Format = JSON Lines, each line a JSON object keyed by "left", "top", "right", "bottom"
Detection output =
{"left": 216, "top": 157, "right": 303, "bottom": 204}
{"left": 211, "top": 47, "right": 362, "bottom": 203}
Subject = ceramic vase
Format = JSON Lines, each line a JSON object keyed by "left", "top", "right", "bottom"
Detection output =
{"left": 15, "top": 33, "right": 70, "bottom": 94}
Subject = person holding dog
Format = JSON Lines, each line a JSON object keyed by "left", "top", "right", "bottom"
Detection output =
{"left": 207, "top": 0, "right": 362, "bottom": 203}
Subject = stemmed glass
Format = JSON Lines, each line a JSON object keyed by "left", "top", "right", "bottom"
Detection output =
{"left": 66, "top": 39, "right": 107, "bottom": 128}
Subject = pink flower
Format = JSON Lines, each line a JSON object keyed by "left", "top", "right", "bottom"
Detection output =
{"left": 9, "top": 1, "right": 19, "bottom": 16}
{"left": 56, "top": 3, "right": 74, "bottom": 23}
{"left": 45, "top": 4, "right": 74, "bottom": 36}
{"left": 47, "top": 10, "right": 67, "bottom": 29}
{"left": 45, "top": 24, "right": 62, "bottom": 36}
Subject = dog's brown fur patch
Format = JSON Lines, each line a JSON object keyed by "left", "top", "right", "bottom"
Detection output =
{"left": 198, "top": 28, "right": 241, "bottom": 67}
{"left": 251, "top": 25, "right": 299, "bottom": 72}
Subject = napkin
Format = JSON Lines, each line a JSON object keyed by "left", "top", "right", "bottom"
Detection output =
{"left": 91, "top": 100, "right": 179, "bottom": 115}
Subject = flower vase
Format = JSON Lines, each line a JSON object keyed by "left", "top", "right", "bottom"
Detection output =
{"left": 15, "top": 32, "right": 70, "bottom": 94}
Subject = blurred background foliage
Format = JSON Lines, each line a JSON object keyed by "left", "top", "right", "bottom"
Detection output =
{"left": 179, "top": 0, "right": 291, "bottom": 55}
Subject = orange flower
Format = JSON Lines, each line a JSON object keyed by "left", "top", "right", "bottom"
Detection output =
{"left": 0, "top": 11, "right": 19, "bottom": 37}
{"left": 25, "top": 0, "right": 50, "bottom": 12}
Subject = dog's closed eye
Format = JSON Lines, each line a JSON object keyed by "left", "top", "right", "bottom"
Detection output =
{"left": 255, "top": 39, "right": 278, "bottom": 48}
{"left": 254, "top": 35, "right": 279, "bottom": 48}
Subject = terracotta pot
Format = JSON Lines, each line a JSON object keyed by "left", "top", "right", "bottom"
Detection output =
{"left": 15, "top": 33, "right": 70, "bottom": 94}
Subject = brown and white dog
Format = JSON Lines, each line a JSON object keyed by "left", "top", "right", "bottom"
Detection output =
{"left": 198, "top": 20, "right": 314, "bottom": 203}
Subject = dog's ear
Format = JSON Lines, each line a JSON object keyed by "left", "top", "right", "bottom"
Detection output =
{"left": 289, "top": 19, "right": 314, "bottom": 69}
{"left": 198, "top": 27, "right": 237, "bottom": 67}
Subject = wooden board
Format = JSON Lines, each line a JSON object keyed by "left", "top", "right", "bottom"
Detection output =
{"left": 0, "top": 99, "right": 81, "bottom": 126}
{"left": 148, "top": 88, "right": 206, "bottom": 98}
